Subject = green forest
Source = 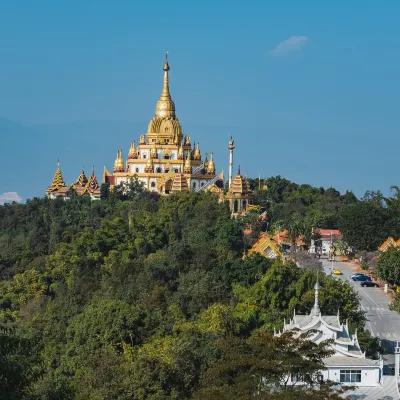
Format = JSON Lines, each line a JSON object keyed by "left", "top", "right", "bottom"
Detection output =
{"left": 1, "top": 177, "right": 400, "bottom": 399}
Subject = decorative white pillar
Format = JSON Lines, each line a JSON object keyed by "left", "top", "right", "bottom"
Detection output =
{"left": 228, "top": 136, "right": 235, "bottom": 187}
{"left": 395, "top": 341, "right": 400, "bottom": 376}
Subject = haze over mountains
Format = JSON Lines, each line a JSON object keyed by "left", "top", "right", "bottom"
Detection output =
{"left": 0, "top": 116, "right": 397, "bottom": 201}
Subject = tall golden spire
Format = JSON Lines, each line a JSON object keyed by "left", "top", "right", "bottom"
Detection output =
{"left": 155, "top": 51, "right": 176, "bottom": 119}
{"left": 46, "top": 160, "right": 65, "bottom": 193}
{"left": 52, "top": 160, "right": 65, "bottom": 189}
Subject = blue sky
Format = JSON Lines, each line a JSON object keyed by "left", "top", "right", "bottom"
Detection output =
{"left": 1, "top": 0, "right": 400, "bottom": 199}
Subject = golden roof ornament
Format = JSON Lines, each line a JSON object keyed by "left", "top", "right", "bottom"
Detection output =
{"left": 204, "top": 152, "right": 209, "bottom": 169}
{"left": 178, "top": 143, "right": 184, "bottom": 160}
{"left": 114, "top": 149, "right": 125, "bottom": 172}
{"left": 140, "top": 134, "right": 146, "bottom": 145}
{"left": 184, "top": 151, "right": 192, "bottom": 174}
{"left": 128, "top": 141, "right": 137, "bottom": 159}
{"left": 145, "top": 157, "right": 154, "bottom": 173}
{"left": 193, "top": 142, "right": 201, "bottom": 161}
{"left": 207, "top": 152, "right": 215, "bottom": 175}
{"left": 155, "top": 51, "right": 176, "bottom": 119}
{"left": 151, "top": 144, "right": 158, "bottom": 159}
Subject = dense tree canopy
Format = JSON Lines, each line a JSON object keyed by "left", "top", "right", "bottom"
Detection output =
{"left": 0, "top": 179, "right": 384, "bottom": 398}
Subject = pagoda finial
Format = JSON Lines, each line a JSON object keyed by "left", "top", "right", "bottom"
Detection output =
{"left": 154, "top": 51, "right": 175, "bottom": 119}
{"left": 238, "top": 165, "right": 241, "bottom": 175}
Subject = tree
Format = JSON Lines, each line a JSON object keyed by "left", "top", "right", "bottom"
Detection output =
{"left": 376, "top": 247, "right": 400, "bottom": 285}
{"left": 193, "top": 331, "right": 350, "bottom": 400}
{"left": 0, "top": 326, "right": 37, "bottom": 398}
{"left": 339, "top": 202, "right": 389, "bottom": 251}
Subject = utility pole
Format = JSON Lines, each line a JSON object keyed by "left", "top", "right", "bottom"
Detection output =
{"left": 330, "top": 231, "right": 333, "bottom": 274}
{"left": 228, "top": 136, "right": 235, "bottom": 188}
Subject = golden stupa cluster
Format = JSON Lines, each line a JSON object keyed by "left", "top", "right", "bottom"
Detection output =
{"left": 46, "top": 53, "right": 254, "bottom": 215}
{"left": 46, "top": 162, "right": 101, "bottom": 199}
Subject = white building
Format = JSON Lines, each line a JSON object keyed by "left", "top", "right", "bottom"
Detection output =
{"left": 276, "top": 282, "right": 383, "bottom": 387}
{"left": 309, "top": 229, "right": 342, "bottom": 255}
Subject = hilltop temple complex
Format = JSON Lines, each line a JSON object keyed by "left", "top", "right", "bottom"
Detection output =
{"left": 45, "top": 54, "right": 254, "bottom": 214}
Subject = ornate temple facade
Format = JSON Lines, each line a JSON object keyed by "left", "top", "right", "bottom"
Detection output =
{"left": 103, "top": 55, "right": 222, "bottom": 194}
{"left": 275, "top": 282, "right": 382, "bottom": 387}
{"left": 45, "top": 54, "right": 256, "bottom": 216}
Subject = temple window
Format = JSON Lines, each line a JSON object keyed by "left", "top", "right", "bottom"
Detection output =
{"left": 242, "top": 200, "right": 247, "bottom": 210}
{"left": 143, "top": 154, "right": 147, "bottom": 159}
{"left": 234, "top": 200, "right": 239, "bottom": 213}
{"left": 152, "top": 139, "right": 156, "bottom": 142}
{"left": 136, "top": 168, "right": 139, "bottom": 173}
{"left": 201, "top": 182, "right": 204, "bottom": 187}
{"left": 165, "top": 154, "right": 170, "bottom": 159}
{"left": 156, "top": 167, "right": 162, "bottom": 173}
{"left": 151, "top": 182, "right": 156, "bottom": 188}
{"left": 165, "top": 127, "right": 169, "bottom": 132}
{"left": 174, "top": 168, "right": 179, "bottom": 173}
{"left": 165, "top": 168, "right": 170, "bottom": 173}
{"left": 193, "top": 182, "right": 197, "bottom": 189}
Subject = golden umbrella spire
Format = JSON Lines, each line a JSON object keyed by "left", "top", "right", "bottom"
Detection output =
{"left": 155, "top": 51, "right": 176, "bottom": 119}
{"left": 51, "top": 160, "right": 65, "bottom": 189}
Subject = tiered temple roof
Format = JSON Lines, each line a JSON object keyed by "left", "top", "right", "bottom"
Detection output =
{"left": 46, "top": 163, "right": 101, "bottom": 200}
{"left": 378, "top": 237, "right": 400, "bottom": 252}
{"left": 276, "top": 282, "right": 379, "bottom": 368}
{"left": 172, "top": 174, "right": 189, "bottom": 192}
{"left": 46, "top": 161, "right": 65, "bottom": 194}
{"left": 227, "top": 168, "right": 252, "bottom": 198}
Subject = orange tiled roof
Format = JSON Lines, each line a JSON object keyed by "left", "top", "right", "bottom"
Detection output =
{"left": 378, "top": 237, "right": 396, "bottom": 252}
{"left": 273, "top": 230, "right": 305, "bottom": 246}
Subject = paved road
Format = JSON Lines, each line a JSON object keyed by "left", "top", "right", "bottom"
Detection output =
{"left": 322, "top": 259, "right": 400, "bottom": 350}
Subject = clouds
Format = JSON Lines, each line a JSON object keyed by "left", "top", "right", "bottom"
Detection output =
{"left": 0, "top": 192, "right": 23, "bottom": 205}
{"left": 269, "top": 36, "right": 308, "bottom": 56}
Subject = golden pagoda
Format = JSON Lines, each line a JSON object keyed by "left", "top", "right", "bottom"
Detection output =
{"left": 225, "top": 167, "right": 253, "bottom": 215}
{"left": 104, "top": 53, "right": 221, "bottom": 194}
{"left": 46, "top": 161, "right": 68, "bottom": 197}
{"left": 45, "top": 53, "right": 226, "bottom": 200}
{"left": 46, "top": 162, "right": 102, "bottom": 200}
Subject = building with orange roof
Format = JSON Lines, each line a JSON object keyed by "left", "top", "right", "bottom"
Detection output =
{"left": 378, "top": 237, "right": 400, "bottom": 253}
{"left": 248, "top": 232, "right": 284, "bottom": 260}
{"left": 309, "top": 228, "right": 343, "bottom": 255}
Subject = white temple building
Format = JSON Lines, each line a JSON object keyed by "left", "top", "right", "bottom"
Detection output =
{"left": 276, "top": 282, "right": 383, "bottom": 387}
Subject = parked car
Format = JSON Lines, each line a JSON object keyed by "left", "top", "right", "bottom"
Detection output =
{"left": 352, "top": 275, "right": 371, "bottom": 282}
{"left": 360, "top": 281, "right": 379, "bottom": 288}
{"left": 350, "top": 273, "right": 366, "bottom": 279}
{"left": 332, "top": 269, "right": 342, "bottom": 275}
